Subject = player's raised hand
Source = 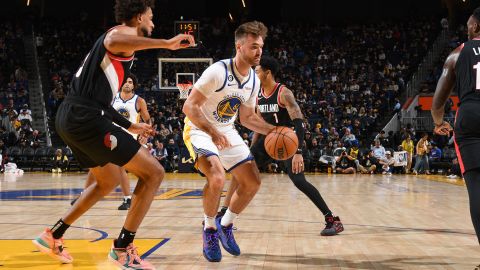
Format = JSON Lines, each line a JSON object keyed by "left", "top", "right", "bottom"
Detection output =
{"left": 211, "top": 131, "right": 231, "bottom": 150}
{"left": 128, "top": 122, "right": 154, "bottom": 136}
{"left": 433, "top": 121, "right": 453, "bottom": 136}
{"left": 166, "top": 34, "right": 196, "bottom": 50}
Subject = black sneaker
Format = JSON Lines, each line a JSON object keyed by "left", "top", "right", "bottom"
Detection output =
{"left": 118, "top": 198, "right": 131, "bottom": 210}
{"left": 321, "top": 216, "right": 344, "bottom": 236}
{"left": 475, "top": 264, "right": 480, "bottom": 270}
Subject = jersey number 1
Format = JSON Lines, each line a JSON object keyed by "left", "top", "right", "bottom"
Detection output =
{"left": 474, "top": 62, "right": 480, "bottom": 90}
{"left": 273, "top": 113, "right": 279, "bottom": 124}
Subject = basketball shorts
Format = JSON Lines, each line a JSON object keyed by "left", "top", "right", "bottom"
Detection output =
{"left": 454, "top": 102, "right": 480, "bottom": 174}
{"left": 183, "top": 124, "right": 253, "bottom": 172}
{"left": 55, "top": 97, "right": 141, "bottom": 168}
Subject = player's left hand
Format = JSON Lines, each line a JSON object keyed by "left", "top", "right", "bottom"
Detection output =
{"left": 292, "top": 154, "right": 304, "bottom": 174}
{"left": 433, "top": 121, "right": 453, "bottom": 136}
{"left": 138, "top": 134, "right": 148, "bottom": 145}
{"left": 166, "top": 34, "right": 196, "bottom": 50}
{"left": 128, "top": 123, "right": 154, "bottom": 136}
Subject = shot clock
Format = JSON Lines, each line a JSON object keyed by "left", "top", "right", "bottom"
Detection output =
{"left": 174, "top": 21, "right": 200, "bottom": 46}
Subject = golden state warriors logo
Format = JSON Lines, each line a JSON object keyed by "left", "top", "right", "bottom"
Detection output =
{"left": 117, "top": 107, "right": 130, "bottom": 119}
{"left": 213, "top": 95, "right": 243, "bottom": 123}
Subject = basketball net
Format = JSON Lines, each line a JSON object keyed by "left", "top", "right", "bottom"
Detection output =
{"left": 176, "top": 83, "right": 193, "bottom": 100}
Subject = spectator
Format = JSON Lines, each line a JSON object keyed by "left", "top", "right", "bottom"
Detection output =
{"left": 152, "top": 140, "right": 167, "bottom": 168}
{"left": 165, "top": 138, "right": 179, "bottom": 172}
{"left": 359, "top": 150, "right": 378, "bottom": 174}
{"left": 401, "top": 134, "right": 415, "bottom": 173}
{"left": 372, "top": 139, "right": 386, "bottom": 160}
{"left": 52, "top": 149, "right": 68, "bottom": 173}
{"left": 413, "top": 133, "right": 430, "bottom": 175}
{"left": 379, "top": 151, "right": 395, "bottom": 175}
{"left": 335, "top": 150, "right": 356, "bottom": 174}
{"left": 428, "top": 142, "right": 443, "bottom": 173}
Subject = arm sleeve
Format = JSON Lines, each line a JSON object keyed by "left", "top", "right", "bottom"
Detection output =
{"left": 194, "top": 62, "right": 225, "bottom": 98}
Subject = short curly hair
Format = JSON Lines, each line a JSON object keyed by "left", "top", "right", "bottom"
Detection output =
{"left": 115, "top": 0, "right": 155, "bottom": 23}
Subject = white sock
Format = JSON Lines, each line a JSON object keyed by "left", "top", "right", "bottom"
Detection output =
{"left": 204, "top": 214, "right": 216, "bottom": 230}
{"left": 220, "top": 209, "right": 238, "bottom": 227}
{"left": 124, "top": 195, "right": 131, "bottom": 200}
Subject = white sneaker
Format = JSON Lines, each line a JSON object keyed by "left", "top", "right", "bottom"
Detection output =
{"left": 57, "top": 168, "right": 62, "bottom": 173}
{"left": 51, "top": 168, "right": 57, "bottom": 173}
{"left": 446, "top": 174, "right": 458, "bottom": 179}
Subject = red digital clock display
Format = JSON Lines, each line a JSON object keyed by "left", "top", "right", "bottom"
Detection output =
{"left": 174, "top": 21, "right": 200, "bottom": 41}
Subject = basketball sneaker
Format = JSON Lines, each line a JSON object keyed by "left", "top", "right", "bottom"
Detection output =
{"left": 108, "top": 240, "right": 155, "bottom": 269}
{"left": 202, "top": 228, "right": 222, "bottom": 262}
{"left": 321, "top": 216, "right": 344, "bottom": 236}
{"left": 32, "top": 228, "right": 73, "bottom": 263}
{"left": 215, "top": 216, "right": 240, "bottom": 256}
{"left": 118, "top": 198, "right": 131, "bottom": 210}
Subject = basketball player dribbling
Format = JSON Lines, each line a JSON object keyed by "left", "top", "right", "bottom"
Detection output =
{"left": 221, "top": 56, "right": 344, "bottom": 236}
{"left": 71, "top": 73, "right": 151, "bottom": 210}
{"left": 182, "top": 21, "right": 275, "bottom": 262}
{"left": 32, "top": 1, "right": 194, "bottom": 269}
{"left": 431, "top": 7, "right": 480, "bottom": 269}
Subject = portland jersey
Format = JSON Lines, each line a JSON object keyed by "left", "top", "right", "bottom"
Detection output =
{"left": 455, "top": 39, "right": 480, "bottom": 104}
{"left": 185, "top": 58, "right": 259, "bottom": 131}
{"left": 257, "top": 83, "right": 291, "bottom": 126}
{"left": 71, "top": 27, "right": 134, "bottom": 108}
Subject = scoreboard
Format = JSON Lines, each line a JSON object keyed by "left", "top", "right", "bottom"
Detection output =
{"left": 174, "top": 21, "right": 200, "bottom": 42}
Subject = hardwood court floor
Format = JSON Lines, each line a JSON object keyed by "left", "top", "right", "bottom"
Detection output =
{"left": 0, "top": 172, "right": 478, "bottom": 269}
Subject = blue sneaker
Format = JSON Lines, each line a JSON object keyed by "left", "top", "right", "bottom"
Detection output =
{"left": 203, "top": 228, "right": 222, "bottom": 262}
{"left": 216, "top": 216, "right": 241, "bottom": 256}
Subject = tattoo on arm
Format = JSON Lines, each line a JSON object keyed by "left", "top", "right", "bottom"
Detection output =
{"left": 282, "top": 88, "right": 303, "bottom": 120}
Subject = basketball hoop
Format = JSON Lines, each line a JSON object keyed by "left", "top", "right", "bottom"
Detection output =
{"left": 177, "top": 83, "right": 193, "bottom": 100}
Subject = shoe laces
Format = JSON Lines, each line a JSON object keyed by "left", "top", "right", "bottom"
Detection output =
{"left": 125, "top": 244, "right": 143, "bottom": 265}
{"left": 205, "top": 231, "right": 220, "bottom": 249}
{"left": 223, "top": 225, "right": 234, "bottom": 240}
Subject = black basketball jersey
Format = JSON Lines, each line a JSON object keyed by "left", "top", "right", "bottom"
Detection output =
{"left": 70, "top": 27, "right": 134, "bottom": 108}
{"left": 455, "top": 39, "right": 480, "bottom": 104}
{"left": 257, "top": 83, "right": 291, "bottom": 126}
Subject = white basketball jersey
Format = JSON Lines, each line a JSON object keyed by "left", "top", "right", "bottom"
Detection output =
{"left": 185, "top": 58, "right": 259, "bottom": 132}
{"left": 112, "top": 93, "right": 140, "bottom": 138}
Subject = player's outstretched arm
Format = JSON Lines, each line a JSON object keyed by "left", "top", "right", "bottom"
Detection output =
{"left": 432, "top": 45, "right": 461, "bottom": 135}
{"left": 279, "top": 86, "right": 306, "bottom": 173}
{"left": 239, "top": 104, "right": 274, "bottom": 135}
{"left": 138, "top": 97, "right": 152, "bottom": 125}
{"left": 183, "top": 88, "right": 231, "bottom": 150}
{"left": 104, "top": 26, "right": 195, "bottom": 56}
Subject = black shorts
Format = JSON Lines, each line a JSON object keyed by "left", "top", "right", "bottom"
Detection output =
{"left": 55, "top": 97, "right": 141, "bottom": 168}
{"left": 454, "top": 102, "right": 480, "bottom": 174}
{"left": 251, "top": 135, "right": 295, "bottom": 173}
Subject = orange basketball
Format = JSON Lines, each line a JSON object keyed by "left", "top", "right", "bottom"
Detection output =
{"left": 264, "top": 126, "right": 299, "bottom": 160}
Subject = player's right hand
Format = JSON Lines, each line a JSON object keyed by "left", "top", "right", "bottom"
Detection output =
{"left": 433, "top": 121, "right": 453, "bottom": 136}
{"left": 212, "top": 131, "right": 231, "bottom": 150}
{"left": 166, "top": 34, "right": 195, "bottom": 50}
{"left": 128, "top": 122, "right": 154, "bottom": 137}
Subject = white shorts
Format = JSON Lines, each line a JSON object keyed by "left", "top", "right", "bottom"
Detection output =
{"left": 183, "top": 124, "right": 253, "bottom": 172}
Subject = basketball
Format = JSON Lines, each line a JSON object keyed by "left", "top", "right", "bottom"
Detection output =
{"left": 264, "top": 126, "right": 299, "bottom": 160}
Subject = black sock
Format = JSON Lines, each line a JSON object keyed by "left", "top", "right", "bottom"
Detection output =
{"left": 51, "top": 219, "right": 70, "bottom": 239}
{"left": 324, "top": 211, "right": 333, "bottom": 218}
{"left": 115, "top": 227, "right": 136, "bottom": 248}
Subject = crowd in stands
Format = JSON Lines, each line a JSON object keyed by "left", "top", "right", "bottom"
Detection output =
{"left": 0, "top": 20, "right": 46, "bottom": 171}
{"left": 29, "top": 16, "right": 462, "bottom": 175}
